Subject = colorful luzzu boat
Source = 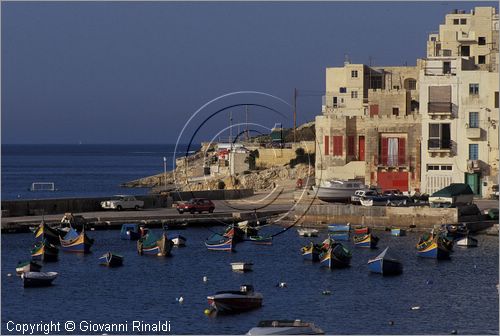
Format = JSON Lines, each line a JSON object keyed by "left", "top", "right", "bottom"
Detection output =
{"left": 137, "top": 232, "right": 173, "bottom": 256}
{"left": 34, "top": 221, "right": 62, "bottom": 245}
{"left": 205, "top": 234, "right": 234, "bottom": 251}
{"left": 301, "top": 242, "right": 322, "bottom": 261}
{"left": 416, "top": 237, "right": 450, "bottom": 259}
{"left": 60, "top": 228, "right": 94, "bottom": 253}
{"left": 319, "top": 243, "right": 352, "bottom": 269}
{"left": 353, "top": 233, "right": 379, "bottom": 248}
{"left": 31, "top": 240, "right": 59, "bottom": 262}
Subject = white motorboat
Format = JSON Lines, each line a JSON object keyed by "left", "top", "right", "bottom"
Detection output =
{"left": 230, "top": 262, "right": 253, "bottom": 272}
{"left": 247, "top": 320, "right": 324, "bottom": 335}
{"left": 312, "top": 180, "right": 366, "bottom": 202}
{"left": 21, "top": 272, "right": 58, "bottom": 288}
{"left": 297, "top": 228, "right": 319, "bottom": 237}
{"left": 456, "top": 236, "right": 478, "bottom": 247}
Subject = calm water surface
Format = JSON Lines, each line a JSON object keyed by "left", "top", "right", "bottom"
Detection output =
{"left": 1, "top": 227, "right": 498, "bottom": 334}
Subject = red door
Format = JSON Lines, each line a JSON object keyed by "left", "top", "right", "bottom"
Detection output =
{"left": 358, "top": 136, "right": 365, "bottom": 161}
{"left": 377, "top": 172, "right": 409, "bottom": 192}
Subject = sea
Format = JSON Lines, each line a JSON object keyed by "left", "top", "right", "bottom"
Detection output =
{"left": 1, "top": 144, "right": 499, "bottom": 335}
{"left": 1, "top": 144, "right": 195, "bottom": 201}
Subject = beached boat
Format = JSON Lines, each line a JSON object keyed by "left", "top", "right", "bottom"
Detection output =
{"left": 205, "top": 233, "right": 234, "bottom": 251}
{"left": 207, "top": 285, "right": 263, "bottom": 314}
{"left": 231, "top": 262, "right": 253, "bottom": 272}
{"left": 456, "top": 236, "right": 478, "bottom": 247}
{"left": 171, "top": 234, "right": 187, "bottom": 247}
{"left": 120, "top": 224, "right": 142, "bottom": 240}
{"left": 248, "top": 235, "right": 273, "bottom": 245}
{"left": 312, "top": 180, "right": 366, "bottom": 203}
{"left": 353, "top": 226, "right": 370, "bottom": 235}
{"left": 21, "top": 271, "right": 58, "bottom": 288}
{"left": 60, "top": 228, "right": 94, "bottom": 253}
{"left": 137, "top": 232, "right": 173, "bottom": 256}
{"left": 246, "top": 320, "right": 324, "bottom": 335}
{"left": 31, "top": 241, "right": 59, "bottom": 262}
{"left": 367, "top": 247, "right": 403, "bottom": 275}
{"left": 319, "top": 243, "right": 352, "bottom": 268}
{"left": 98, "top": 252, "right": 124, "bottom": 267}
{"left": 391, "top": 228, "right": 406, "bottom": 237}
{"left": 301, "top": 242, "right": 322, "bottom": 261}
{"left": 34, "top": 221, "right": 61, "bottom": 245}
{"left": 16, "top": 261, "right": 42, "bottom": 275}
{"left": 297, "top": 228, "right": 319, "bottom": 237}
{"left": 353, "top": 233, "right": 379, "bottom": 248}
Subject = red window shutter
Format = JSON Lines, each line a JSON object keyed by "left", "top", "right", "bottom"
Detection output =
{"left": 370, "top": 104, "right": 379, "bottom": 116}
{"left": 347, "top": 136, "right": 355, "bottom": 156}
{"left": 333, "top": 136, "right": 343, "bottom": 156}
{"left": 324, "top": 136, "right": 329, "bottom": 156}
{"left": 398, "top": 138, "right": 406, "bottom": 165}
{"left": 381, "top": 137, "right": 388, "bottom": 165}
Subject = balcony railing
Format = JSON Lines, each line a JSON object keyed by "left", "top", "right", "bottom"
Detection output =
{"left": 428, "top": 139, "right": 451, "bottom": 150}
{"left": 428, "top": 102, "right": 453, "bottom": 114}
{"left": 378, "top": 155, "right": 407, "bottom": 166}
{"left": 424, "top": 67, "right": 457, "bottom": 76}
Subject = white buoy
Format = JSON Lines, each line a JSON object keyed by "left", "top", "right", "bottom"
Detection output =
{"left": 178, "top": 296, "right": 184, "bottom": 303}
{"left": 203, "top": 276, "right": 208, "bottom": 282}
{"left": 411, "top": 306, "right": 420, "bottom": 310}
{"left": 7, "top": 273, "right": 12, "bottom": 277}
{"left": 278, "top": 282, "right": 287, "bottom": 288}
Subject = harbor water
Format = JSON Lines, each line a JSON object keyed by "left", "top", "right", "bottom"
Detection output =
{"left": 2, "top": 227, "right": 498, "bottom": 334}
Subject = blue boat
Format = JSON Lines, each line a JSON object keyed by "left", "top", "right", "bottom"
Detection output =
{"left": 328, "top": 224, "right": 350, "bottom": 232}
{"left": 319, "top": 243, "right": 352, "bottom": 268}
{"left": 205, "top": 234, "right": 234, "bottom": 252}
{"left": 301, "top": 242, "right": 322, "bottom": 261}
{"left": 367, "top": 247, "right": 403, "bottom": 275}
{"left": 98, "top": 252, "right": 123, "bottom": 267}
{"left": 329, "top": 232, "right": 349, "bottom": 241}
{"left": 120, "top": 224, "right": 141, "bottom": 240}
{"left": 353, "top": 233, "right": 379, "bottom": 248}
{"left": 60, "top": 228, "right": 93, "bottom": 253}
{"left": 416, "top": 235, "right": 450, "bottom": 259}
{"left": 391, "top": 228, "right": 406, "bottom": 237}
{"left": 137, "top": 232, "right": 173, "bottom": 256}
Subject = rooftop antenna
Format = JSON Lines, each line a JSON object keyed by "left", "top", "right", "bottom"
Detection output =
{"left": 344, "top": 54, "right": 350, "bottom": 65}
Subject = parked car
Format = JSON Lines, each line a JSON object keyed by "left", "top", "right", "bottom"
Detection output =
{"left": 176, "top": 198, "right": 215, "bottom": 214}
{"left": 100, "top": 195, "right": 144, "bottom": 211}
{"left": 351, "top": 190, "right": 379, "bottom": 204}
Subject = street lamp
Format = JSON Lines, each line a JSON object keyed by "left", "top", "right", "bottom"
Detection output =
{"left": 163, "top": 157, "right": 167, "bottom": 191}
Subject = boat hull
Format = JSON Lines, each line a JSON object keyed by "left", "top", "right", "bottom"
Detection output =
{"left": 417, "top": 241, "right": 450, "bottom": 259}
{"left": 99, "top": 253, "right": 123, "bottom": 267}
{"left": 231, "top": 263, "right": 253, "bottom": 272}
{"left": 22, "top": 272, "right": 58, "bottom": 288}
{"left": 319, "top": 245, "right": 351, "bottom": 269}
{"left": 354, "top": 234, "right": 379, "bottom": 248}
{"left": 456, "top": 236, "right": 478, "bottom": 247}
{"left": 312, "top": 186, "right": 360, "bottom": 203}
{"left": 205, "top": 236, "right": 234, "bottom": 251}
{"left": 31, "top": 242, "right": 59, "bottom": 262}
{"left": 329, "top": 233, "right": 349, "bottom": 241}
{"left": 138, "top": 233, "right": 173, "bottom": 256}
{"left": 207, "top": 295, "right": 262, "bottom": 313}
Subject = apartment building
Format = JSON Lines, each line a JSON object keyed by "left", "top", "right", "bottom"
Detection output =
{"left": 420, "top": 6, "right": 499, "bottom": 197}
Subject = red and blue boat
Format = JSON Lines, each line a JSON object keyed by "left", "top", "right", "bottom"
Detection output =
{"left": 60, "top": 228, "right": 94, "bottom": 253}
{"left": 367, "top": 247, "right": 403, "bottom": 275}
{"left": 354, "top": 226, "right": 370, "bottom": 235}
{"left": 137, "top": 232, "right": 173, "bottom": 256}
{"left": 205, "top": 234, "right": 234, "bottom": 251}
{"left": 31, "top": 240, "right": 59, "bottom": 262}
{"left": 319, "top": 243, "right": 352, "bottom": 268}
{"left": 353, "top": 233, "right": 379, "bottom": 248}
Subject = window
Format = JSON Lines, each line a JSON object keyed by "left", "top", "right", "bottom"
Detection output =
{"left": 347, "top": 136, "right": 355, "bottom": 155}
{"left": 427, "top": 165, "right": 440, "bottom": 171}
{"left": 453, "top": 19, "right": 459, "bottom": 25}
{"left": 370, "top": 104, "right": 379, "bottom": 117}
{"left": 469, "top": 112, "right": 479, "bottom": 128}
{"left": 478, "top": 37, "right": 486, "bottom": 45}
{"left": 406, "top": 79, "right": 417, "bottom": 90}
{"left": 478, "top": 55, "right": 486, "bottom": 64}
{"left": 339, "top": 87, "right": 347, "bottom": 93}
{"left": 495, "top": 91, "right": 499, "bottom": 108}
{"left": 441, "top": 165, "right": 452, "bottom": 170}
{"left": 469, "top": 144, "right": 478, "bottom": 160}
{"left": 333, "top": 136, "right": 343, "bottom": 156}
{"left": 351, "top": 70, "right": 358, "bottom": 78}
{"left": 369, "top": 76, "right": 383, "bottom": 89}
{"left": 469, "top": 83, "right": 479, "bottom": 95}
{"left": 351, "top": 91, "right": 358, "bottom": 99}
{"left": 393, "top": 85, "right": 400, "bottom": 90}
{"left": 443, "top": 61, "right": 451, "bottom": 74}
{"left": 443, "top": 49, "right": 452, "bottom": 57}
{"left": 460, "top": 45, "right": 470, "bottom": 57}
{"left": 428, "top": 123, "right": 451, "bottom": 149}
{"left": 324, "top": 135, "right": 329, "bottom": 155}
{"left": 460, "top": 18, "right": 467, "bottom": 25}
{"left": 392, "top": 107, "right": 399, "bottom": 116}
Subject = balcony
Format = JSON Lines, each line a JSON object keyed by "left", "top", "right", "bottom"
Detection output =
{"left": 466, "top": 127, "right": 481, "bottom": 139}
{"left": 377, "top": 155, "right": 407, "bottom": 167}
{"left": 428, "top": 102, "right": 453, "bottom": 115}
{"left": 424, "top": 67, "right": 457, "bottom": 76}
{"left": 428, "top": 139, "right": 452, "bottom": 152}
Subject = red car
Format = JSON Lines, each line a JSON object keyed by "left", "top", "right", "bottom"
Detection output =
{"left": 176, "top": 198, "right": 215, "bottom": 214}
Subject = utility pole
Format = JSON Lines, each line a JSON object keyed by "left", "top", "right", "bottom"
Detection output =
{"left": 245, "top": 105, "right": 249, "bottom": 141}
{"left": 293, "top": 88, "right": 297, "bottom": 143}
{"left": 163, "top": 156, "right": 167, "bottom": 192}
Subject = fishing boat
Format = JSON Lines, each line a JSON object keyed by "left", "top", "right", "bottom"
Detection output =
{"left": 391, "top": 228, "right": 406, "bottom": 237}
{"left": 137, "top": 232, "right": 173, "bottom": 256}
{"left": 236, "top": 220, "right": 259, "bottom": 237}
{"left": 248, "top": 235, "right": 273, "bottom": 245}
{"left": 353, "top": 233, "right": 379, "bottom": 248}
{"left": 353, "top": 226, "right": 370, "bottom": 235}
{"left": 456, "top": 236, "right": 478, "bottom": 247}
{"left": 60, "top": 228, "right": 94, "bottom": 253}
{"left": 205, "top": 233, "right": 234, "bottom": 251}
{"left": 31, "top": 240, "right": 59, "bottom": 262}
{"left": 170, "top": 234, "right": 187, "bottom": 247}
{"left": 34, "top": 221, "right": 61, "bottom": 245}
{"left": 207, "top": 285, "right": 263, "bottom": 314}
{"left": 16, "top": 261, "right": 42, "bottom": 275}
{"left": 319, "top": 243, "right": 352, "bottom": 268}
{"left": 367, "top": 247, "right": 403, "bottom": 275}
{"left": 230, "top": 262, "right": 253, "bottom": 272}
{"left": 246, "top": 320, "right": 324, "bottom": 335}
{"left": 21, "top": 271, "right": 58, "bottom": 288}
{"left": 98, "top": 252, "right": 124, "bottom": 267}
{"left": 297, "top": 228, "right": 319, "bottom": 237}
{"left": 301, "top": 242, "right": 322, "bottom": 261}
{"left": 60, "top": 213, "right": 89, "bottom": 232}
{"left": 120, "top": 224, "right": 142, "bottom": 240}
{"left": 327, "top": 223, "right": 351, "bottom": 232}
{"left": 416, "top": 235, "right": 450, "bottom": 259}
{"left": 312, "top": 179, "right": 366, "bottom": 203}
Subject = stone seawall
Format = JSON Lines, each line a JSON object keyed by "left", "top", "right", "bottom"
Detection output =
{"left": 292, "top": 203, "right": 458, "bottom": 229}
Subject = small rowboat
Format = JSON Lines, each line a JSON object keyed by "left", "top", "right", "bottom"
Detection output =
{"left": 319, "top": 243, "right": 352, "bottom": 269}
{"left": 16, "top": 261, "right": 42, "bottom": 275}
{"left": 416, "top": 236, "right": 450, "bottom": 259}
{"left": 207, "top": 285, "right": 263, "bottom": 314}
{"left": 456, "top": 236, "right": 478, "bottom": 247}
{"left": 21, "top": 271, "right": 58, "bottom": 288}
{"left": 230, "top": 262, "right": 253, "bottom": 272}
{"left": 248, "top": 235, "right": 273, "bottom": 245}
{"left": 353, "top": 233, "right": 379, "bottom": 248}
{"left": 205, "top": 234, "right": 234, "bottom": 252}
{"left": 60, "top": 228, "right": 94, "bottom": 253}
{"left": 367, "top": 247, "right": 403, "bottom": 275}
{"left": 297, "top": 228, "right": 319, "bottom": 237}
{"left": 137, "top": 232, "right": 173, "bottom": 256}
{"left": 98, "top": 252, "right": 123, "bottom": 267}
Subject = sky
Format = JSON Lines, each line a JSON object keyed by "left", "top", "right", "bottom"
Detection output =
{"left": 1, "top": 1, "right": 497, "bottom": 144}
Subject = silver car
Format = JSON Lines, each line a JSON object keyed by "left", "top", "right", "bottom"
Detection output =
{"left": 100, "top": 195, "right": 144, "bottom": 211}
